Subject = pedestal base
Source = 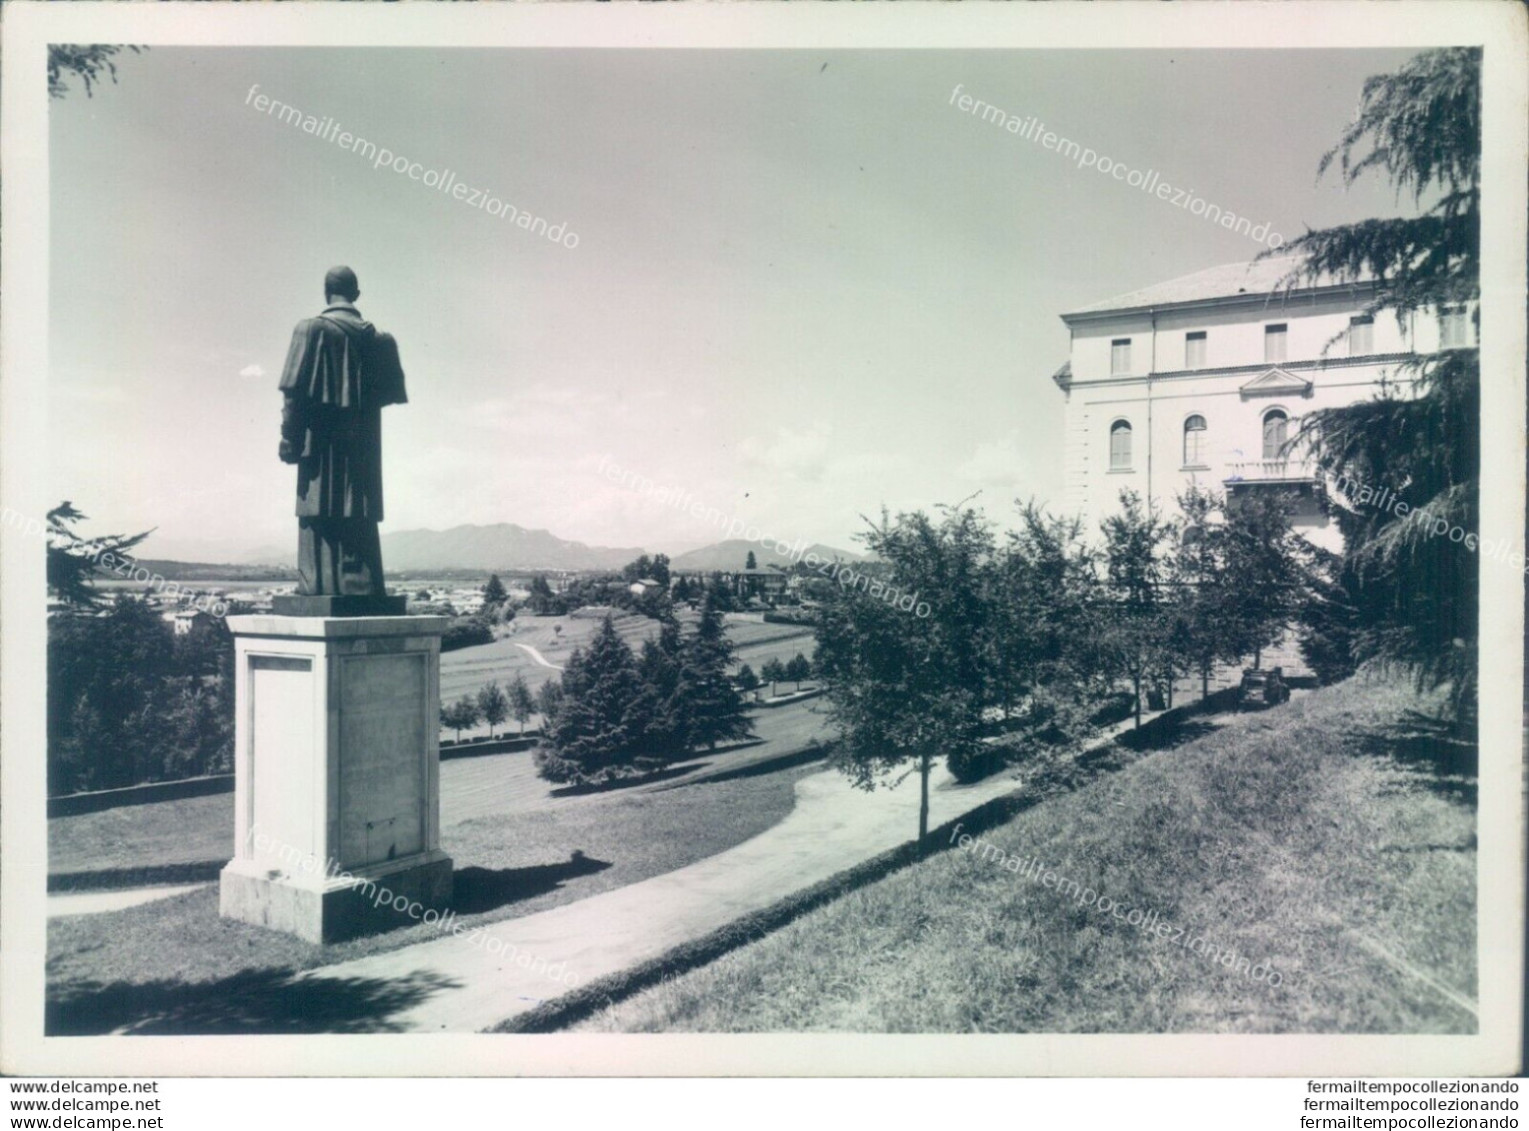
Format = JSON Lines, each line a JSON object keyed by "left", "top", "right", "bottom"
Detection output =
{"left": 220, "top": 851, "right": 453, "bottom": 944}
{"left": 219, "top": 613, "right": 452, "bottom": 944}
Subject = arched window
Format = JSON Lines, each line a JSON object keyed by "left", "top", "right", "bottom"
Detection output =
{"left": 1262, "top": 408, "right": 1289, "bottom": 460}
{"left": 1183, "top": 414, "right": 1207, "bottom": 466}
{"left": 1109, "top": 420, "right": 1132, "bottom": 470}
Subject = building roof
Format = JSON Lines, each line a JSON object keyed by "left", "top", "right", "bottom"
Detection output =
{"left": 1063, "top": 255, "right": 1374, "bottom": 319}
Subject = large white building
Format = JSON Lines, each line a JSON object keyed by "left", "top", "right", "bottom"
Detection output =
{"left": 1052, "top": 255, "right": 1474, "bottom": 553}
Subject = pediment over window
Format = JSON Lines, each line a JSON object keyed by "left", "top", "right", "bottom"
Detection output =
{"left": 1240, "top": 367, "right": 1313, "bottom": 399}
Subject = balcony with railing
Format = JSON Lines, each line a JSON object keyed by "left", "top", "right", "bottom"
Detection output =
{"left": 1223, "top": 458, "right": 1317, "bottom": 485}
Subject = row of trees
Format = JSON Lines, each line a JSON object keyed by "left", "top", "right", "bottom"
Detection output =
{"left": 817, "top": 46, "right": 1484, "bottom": 849}
{"left": 440, "top": 672, "right": 538, "bottom": 742}
{"left": 1100, "top": 487, "right": 1329, "bottom": 727}
{"left": 736, "top": 653, "right": 815, "bottom": 698}
{"left": 532, "top": 601, "right": 754, "bottom": 785}
{"left": 816, "top": 487, "right": 1324, "bottom": 846}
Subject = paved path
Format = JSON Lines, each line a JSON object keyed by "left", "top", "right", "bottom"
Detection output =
{"left": 299, "top": 760, "right": 1027, "bottom": 1032}
{"left": 297, "top": 699, "right": 1235, "bottom": 1031}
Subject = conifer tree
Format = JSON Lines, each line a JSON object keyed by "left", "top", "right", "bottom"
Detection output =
{"left": 482, "top": 574, "right": 509, "bottom": 609}
{"left": 633, "top": 613, "right": 690, "bottom": 763}
{"left": 535, "top": 616, "right": 649, "bottom": 783}
{"left": 679, "top": 596, "right": 754, "bottom": 752}
{"left": 535, "top": 678, "right": 564, "bottom": 729}
{"left": 1271, "top": 47, "right": 1480, "bottom": 723}
{"left": 45, "top": 502, "right": 151, "bottom": 610}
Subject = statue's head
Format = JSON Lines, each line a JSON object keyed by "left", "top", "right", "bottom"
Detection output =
{"left": 324, "top": 265, "right": 360, "bottom": 303}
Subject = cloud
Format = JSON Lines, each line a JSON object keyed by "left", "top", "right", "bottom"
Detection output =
{"left": 448, "top": 383, "right": 621, "bottom": 439}
{"left": 56, "top": 384, "right": 130, "bottom": 405}
{"left": 239, "top": 363, "right": 266, "bottom": 379}
{"left": 739, "top": 421, "right": 833, "bottom": 480}
{"left": 955, "top": 431, "right": 1040, "bottom": 488}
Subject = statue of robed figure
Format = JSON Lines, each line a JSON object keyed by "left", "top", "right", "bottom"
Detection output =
{"left": 271, "top": 266, "right": 408, "bottom": 617}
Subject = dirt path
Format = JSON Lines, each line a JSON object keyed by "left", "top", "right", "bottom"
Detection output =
{"left": 48, "top": 884, "right": 208, "bottom": 918}
{"left": 513, "top": 643, "right": 564, "bottom": 672}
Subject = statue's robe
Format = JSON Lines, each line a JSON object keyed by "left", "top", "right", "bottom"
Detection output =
{"left": 278, "top": 303, "right": 407, "bottom": 597}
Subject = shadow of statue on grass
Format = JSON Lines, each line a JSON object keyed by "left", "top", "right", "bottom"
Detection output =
{"left": 450, "top": 850, "right": 612, "bottom": 915}
{"left": 47, "top": 966, "right": 459, "bottom": 1035}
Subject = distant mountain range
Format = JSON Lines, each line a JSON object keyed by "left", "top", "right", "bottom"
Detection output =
{"left": 381, "top": 524, "right": 645, "bottom": 572}
{"left": 667, "top": 538, "right": 861, "bottom": 572}
{"left": 140, "top": 523, "right": 861, "bottom": 574}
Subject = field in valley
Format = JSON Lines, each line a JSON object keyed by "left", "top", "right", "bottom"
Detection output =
{"left": 438, "top": 611, "right": 817, "bottom": 739}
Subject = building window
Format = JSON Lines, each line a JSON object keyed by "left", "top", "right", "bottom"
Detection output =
{"left": 1185, "top": 331, "right": 1207, "bottom": 369}
{"left": 1183, "top": 414, "right": 1207, "bottom": 466}
{"left": 1109, "top": 420, "right": 1133, "bottom": 470}
{"left": 1264, "top": 323, "right": 1288, "bottom": 363}
{"left": 1262, "top": 408, "right": 1289, "bottom": 460}
{"left": 1348, "top": 315, "right": 1374, "bottom": 356}
{"left": 1110, "top": 339, "right": 1132, "bottom": 375}
{"left": 1439, "top": 306, "right": 1471, "bottom": 349}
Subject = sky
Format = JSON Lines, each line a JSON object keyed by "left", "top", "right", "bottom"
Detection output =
{"left": 49, "top": 46, "right": 1425, "bottom": 562}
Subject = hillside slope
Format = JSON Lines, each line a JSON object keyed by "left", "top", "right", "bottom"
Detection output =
{"left": 575, "top": 676, "right": 1477, "bottom": 1034}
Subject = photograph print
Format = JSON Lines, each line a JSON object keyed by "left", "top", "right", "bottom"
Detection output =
{"left": 4, "top": 5, "right": 1524, "bottom": 1078}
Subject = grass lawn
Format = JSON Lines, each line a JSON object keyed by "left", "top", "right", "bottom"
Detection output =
{"left": 46, "top": 759, "right": 820, "bottom": 1034}
{"left": 573, "top": 674, "right": 1476, "bottom": 1034}
{"left": 50, "top": 793, "right": 234, "bottom": 884}
{"left": 50, "top": 696, "right": 833, "bottom": 886}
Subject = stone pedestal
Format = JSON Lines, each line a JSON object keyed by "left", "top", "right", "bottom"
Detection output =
{"left": 271, "top": 593, "right": 407, "bottom": 618}
{"left": 219, "top": 614, "right": 454, "bottom": 943}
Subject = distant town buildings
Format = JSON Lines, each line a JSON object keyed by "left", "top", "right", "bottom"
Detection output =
{"left": 164, "top": 609, "right": 217, "bottom": 635}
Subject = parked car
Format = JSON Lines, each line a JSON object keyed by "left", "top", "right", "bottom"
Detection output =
{"left": 1237, "top": 667, "right": 1290, "bottom": 710}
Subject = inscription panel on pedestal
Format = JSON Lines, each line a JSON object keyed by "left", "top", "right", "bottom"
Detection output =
{"left": 337, "top": 652, "right": 427, "bottom": 868}
{"left": 249, "top": 655, "right": 316, "bottom": 868}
